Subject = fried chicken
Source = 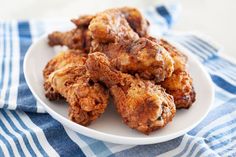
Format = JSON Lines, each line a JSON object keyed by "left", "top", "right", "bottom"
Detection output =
{"left": 89, "top": 8, "right": 139, "bottom": 43}
{"left": 89, "top": 9, "right": 174, "bottom": 82}
{"left": 158, "top": 39, "right": 196, "bottom": 109}
{"left": 119, "top": 7, "right": 149, "bottom": 37}
{"left": 48, "top": 64, "right": 109, "bottom": 125}
{"left": 43, "top": 50, "right": 87, "bottom": 100}
{"left": 48, "top": 28, "right": 92, "bottom": 52}
{"left": 48, "top": 7, "right": 149, "bottom": 51}
{"left": 86, "top": 52, "right": 176, "bottom": 134}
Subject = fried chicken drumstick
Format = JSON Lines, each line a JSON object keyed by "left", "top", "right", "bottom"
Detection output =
{"left": 43, "top": 50, "right": 109, "bottom": 125}
{"left": 48, "top": 65, "right": 109, "bottom": 125}
{"left": 86, "top": 52, "right": 176, "bottom": 134}
{"left": 43, "top": 50, "right": 87, "bottom": 100}
{"left": 158, "top": 39, "right": 196, "bottom": 108}
{"left": 89, "top": 9, "right": 174, "bottom": 82}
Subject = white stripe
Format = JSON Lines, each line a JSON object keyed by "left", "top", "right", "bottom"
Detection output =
{"left": 190, "top": 142, "right": 220, "bottom": 157}
{"left": 0, "top": 125, "right": 21, "bottom": 156}
{"left": 145, "top": 7, "right": 168, "bottom": 37}
{"left": 207, "top": 60, "right": 236, "bottom": 81}
{"left": 182, "top": 36, "right": 212, "bottom": 59}
{"left": 0, "top": 139, "right": 10, "bottom": 157}
{"left": 6, "top": 111, "right": 43, "bottom": 157}
{"left": 36, "top": 101, "right": 46, "bottom": 113}
{"left": 156, "top": 135, "right": 189, "bottom": 157}
{"left": 7, "top": 21, "right": 20, "bottom": 110}
{"left": 196, "top": 110, "right": 236, "bottom": 137}
{"left": 103, "top": 142, "right": 135, "bottom": 154}
{"left": 64, "top": 127, "right": 95, "bottom": 157}
{"left": 0, "top": 23, "right": 4, "bottom": 87}
{"left": 15, "top": 111, "right": 59, "bottom": 157}
{"left": 177, "top": 137, "right": 203, "bottom": 157}
{"left": 29, "top": 21, "right": 46, "bottom": 113}
{"left": 176, "top": 40, "right": 207, "bottom": 60}
{"left": 219, "top": 142, "right": 236, "bottom": 157}
{"left": 217, "top": 59, "right": 236, "bottom": 73}
{"left": 0, "top": 112, "right": 31, "bottom": 156}
{"left": 207, "top": 123, "right": 236, "bottom": 148}
{"left": 0, "top": 22, "right": 10, "bottom": 108}
{"left": 158, "top": 107, "right": 235, "bottom": 157}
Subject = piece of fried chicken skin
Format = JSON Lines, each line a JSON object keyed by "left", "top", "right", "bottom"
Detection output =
{"left": 89, "top": 9, "right": 174, "bottom": 82}
{"left": 43, "top": 50, "right": 87, "bottom": 100}
{"left": 48, "top": 64, "right": 109, "bottom": 126}
{"left": 157, "top": 39, "right": 196, "bottom": 109}
{"left": 48, "top": 7, "right": 149, "bottom": 52}
{"left": 86, "top": 52, "right": 176, "bottom": 134}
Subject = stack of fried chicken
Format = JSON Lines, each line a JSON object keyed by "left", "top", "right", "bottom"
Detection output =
{"left": 43, "top": 7, "right": 196, "bottom": 134}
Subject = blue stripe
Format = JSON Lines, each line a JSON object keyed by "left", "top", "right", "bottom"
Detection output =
{"left": 185, "top": 36, "right": 218, "bottom": 54}
{"left": 0, "top": 118, "right": 25, "bottom": 156}
{"left": 3, "top": 23, "right": 13, "bottom": 108}
{"left": 146, "top": 10, "right": 166, "bottom": 26}
{"left": 2, "top": 110, "right": 36, "bottom": 156}
{"left": 189, "top": 98, "right": 236, "bottom": 135}
{"left": 17, "top": 21, "right": 37, "bottom": 112}
{"left": 114, "top": 136, "right": 183, "bottom": 157}
{"left": 195, "top": 147, "right": 208, "bottom": 157}
{"left": 0, "top": 23, "right": 6, "bottom": 99}
{"left": 27, "top": 112, "right": 85, "bottom": 157}
{"left": 209, "top": 126, "right": 236, "bottom": 150}
{"left": 219, "top": 144, "right": 236, "bottom": 156}
{"left": 190, "top": 35, "right": 218, "bottom": 52}
{"left": 203, "top": 117, "right": 236, "bottom": 139}
{"left": 11, "top": 111, "right": 48, "bottom": 156}
{"left": 0, "top": 134, "right": 14, "bottom": 157}
{"left": 173, "top": 138, "right": 194, "bottom": 157}
{"left": 211, "top": 74, "right": 236, "bottom": 94}
{"left": 177, "top": 40, "right": 205, "bottom": 61}
{"left": 186, "top": 140, "right": 204, "bottom": 157}
{"left": 181, "top": 38, "right": 213, "bottom": 58}
{"left": 0, "top": 145, "right": 4, "bottom": 157}
{"left": 79, "top": 134, "right": 113, "bottom": 156}
{"left": 156, "top": 6, "right": 172, "bottom": 27}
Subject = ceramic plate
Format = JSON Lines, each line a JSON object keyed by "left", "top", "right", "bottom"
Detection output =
{"left": 23, "top": 35, "right": 214, "bottom": 145}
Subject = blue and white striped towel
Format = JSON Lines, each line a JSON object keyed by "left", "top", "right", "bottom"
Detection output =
{"left": 0, "top": 4, "right": 236, "bottom": 157}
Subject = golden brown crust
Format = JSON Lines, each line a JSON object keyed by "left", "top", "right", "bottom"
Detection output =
{"left": 48, "top": 65, "right": 109, "bottom": 125}
{"left": 161, "top": 70, "right": 196, "bottom": 109}
{"left": 120, "top": 7, "right": 149, "bottom": 37}
{"left": 86, "top": 52, "right": 176, "bottom": 134}
{"left": 48, "top": 28, "right": 92, "bottom": 52}
{"left": 71, "top": 15, "right": 94, "bottom": 28}
{"left": 89, "top": 8, "right": 139, "bottom": 43}
{"left": 158, "top": 39, "right": 196, "bottom": 109}
{"left": 43, "top": 50, "right": 87, "bottom": 100}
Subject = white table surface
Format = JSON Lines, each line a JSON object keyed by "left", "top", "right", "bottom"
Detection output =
{"left": 0, "top": 0, "right": 235, "bottom": 60}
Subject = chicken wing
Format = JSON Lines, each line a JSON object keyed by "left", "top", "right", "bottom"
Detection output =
{"left": 158, "top": 39, "right": 196, "bottom": 108}
{"left": 48, "top": 7, "right": 149, "bottom": 50}
{"left": 48, "top": 28, "right": 92, "bottom": 52}
{"left": 48, "top": 65, "right": 109, "bottom": 125}
{"left": 89, "top": 9, "right": 174, "bottom": 82}
{"left": 86, "top": 52, "right": 176, "bottom": 134}
{"left": 43, "top": 50, "right": 87, "bottom": 100}
{"left": 119, "top": 7, "right": 149, "bottom": 37}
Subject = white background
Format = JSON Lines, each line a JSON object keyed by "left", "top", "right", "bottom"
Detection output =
{"left": 0, "top": 0, "right": 235, "bottom": 60}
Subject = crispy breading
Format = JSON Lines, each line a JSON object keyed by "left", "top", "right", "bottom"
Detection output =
{"left": 48, "top": 65, "right": 109, "bottom": 125}
{"left": 158, "top": 39, "right": 196, "bottom": 108}
{"left": 43, "top": 50, "right": 87, "bottom": 100}
{"left": 86, "top": 52, "right": 176, "bottom": 134}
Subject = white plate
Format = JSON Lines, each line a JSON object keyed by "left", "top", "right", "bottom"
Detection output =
{"left": 24, "top": 35, "right": 214, "bottom": 145}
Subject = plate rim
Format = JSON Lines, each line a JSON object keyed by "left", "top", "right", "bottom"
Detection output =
{"left": 23, "top": 35, "right": 214, "bottom": 145}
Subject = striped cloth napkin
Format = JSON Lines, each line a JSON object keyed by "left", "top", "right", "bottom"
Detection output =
{"left": 1, "top": 3, "right": 236, "bottom": 157}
